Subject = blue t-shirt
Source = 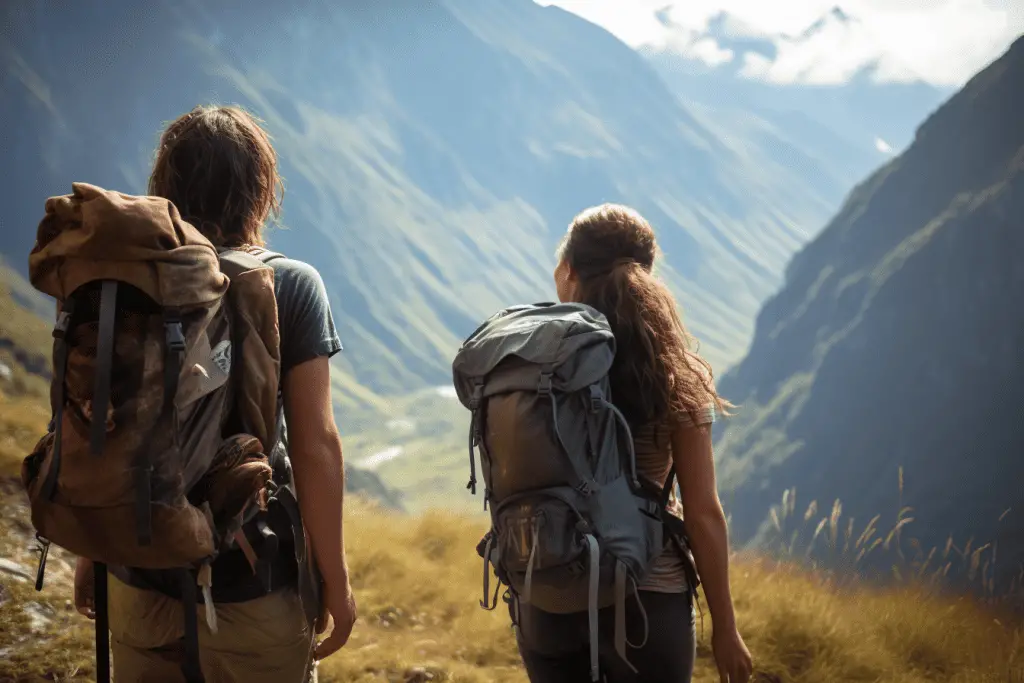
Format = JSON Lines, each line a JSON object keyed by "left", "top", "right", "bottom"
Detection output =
{"left": 269, "top": 256, "right": 343, "bottom": 373}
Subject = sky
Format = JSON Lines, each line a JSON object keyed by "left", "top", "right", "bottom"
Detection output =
{"left": 534, "top": 0, "right": 1024, "bottom": 88}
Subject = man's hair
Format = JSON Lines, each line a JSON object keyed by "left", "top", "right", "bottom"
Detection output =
{"left": 148, "top": 105, "right": 283, "bottom": 247}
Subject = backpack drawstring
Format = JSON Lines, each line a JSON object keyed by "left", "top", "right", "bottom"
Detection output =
{"left": 522, "top": 519, "right": 541, "bottom": 604}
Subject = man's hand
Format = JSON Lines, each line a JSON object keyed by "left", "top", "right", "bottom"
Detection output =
{"left": 314, "top": 576, "right": 357, "bottom": 661}
{"left": 73, "top": 557, "right": 96, "bottom": 620}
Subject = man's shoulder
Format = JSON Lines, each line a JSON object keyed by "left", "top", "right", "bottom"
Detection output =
{"left": 262, "top": 253, "right": 328, "bottom": 296}
{"left": 263, "top": 252, "right": 318, "bottom": 277}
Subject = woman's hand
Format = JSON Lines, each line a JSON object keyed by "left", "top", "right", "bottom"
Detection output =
{"left": 712, "top": 625, "right": 752, "bottom": 682}
{"left": 672, "top": 422, "right": 753, "bottom": 681}
{"left": 73, "top": 556, "right": 96, "bottom": 620}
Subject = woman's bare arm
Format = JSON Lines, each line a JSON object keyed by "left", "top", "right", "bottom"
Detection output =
{"left": 671, "top": 422, "right": 738, "bottom": 632}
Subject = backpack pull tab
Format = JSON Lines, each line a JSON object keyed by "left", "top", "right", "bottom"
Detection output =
{"left": 479, "top": 533, "right": 500, "bottom": 610}
{"left": 198, "top": 562, "right": 217, "bottom": 635}
{"left": 33, "top": 534, "right": 50, "bottom": 592}
{"left": 467, "top": 383, "right": 484, "bottom": 495}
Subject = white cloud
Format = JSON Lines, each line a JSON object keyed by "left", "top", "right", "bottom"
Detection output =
{"left": 534, "top": 0, "right": 1024, "bottom": 87}
{"left": 687, "top": 37, "right": 736, "bottom": 67}
{"left": 875, "top": 137, "right": 894, "bottom": 154}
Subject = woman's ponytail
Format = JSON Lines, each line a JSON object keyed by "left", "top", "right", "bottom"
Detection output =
{"left": 560, "top": 204, "right": 731, "bottom": 427}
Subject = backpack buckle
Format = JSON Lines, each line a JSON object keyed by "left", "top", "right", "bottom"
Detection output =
{"left": 575, "top": 479, "right": 596, "bottom": 497}
{"left": 469, "top": 382, "right": 484, "bottom": 410}
{"left": 164, "top": 321, "right": 186, "bottom": 353}
{"left": 537, "top": 372, "right": 553, "bottom": 396}
{"left": 52, "top": 311, "right": 72, "bottom": 339}
{"left": 588, "top": 385, "right": 604, "bottom": 413}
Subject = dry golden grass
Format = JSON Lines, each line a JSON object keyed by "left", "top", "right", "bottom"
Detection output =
{"left": 0, "top": 393, "right": 1021, "bottom": 682}
{"left": 0, "top": 393, "right": 50, "bottom": 479}
{"left": 324, "top": 499, "right": 1023, "bottom": 683}
{"left": 762, "top": 470, "right": 1024, "bottom": 609}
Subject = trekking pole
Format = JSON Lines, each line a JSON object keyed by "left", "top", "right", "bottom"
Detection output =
{"left": 94, "top": 562, "right": 110, "bottom": 683}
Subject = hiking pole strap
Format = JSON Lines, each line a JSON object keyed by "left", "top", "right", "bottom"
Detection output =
{"left": 180, "top": 569, "right": 205, "bottom": 683}
{"left": 94, "top": 562, "right": 110, "bottom": 683}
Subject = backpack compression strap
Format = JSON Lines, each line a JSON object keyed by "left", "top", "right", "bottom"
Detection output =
{"left": 39, "top": 296, "right": 77, "bottom": 502}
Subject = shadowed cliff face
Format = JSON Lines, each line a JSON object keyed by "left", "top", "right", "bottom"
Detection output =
{"left": 713, "top": 34, "right": 1024, "bottom": 590}
{"left": 1, "top": 0, "right": 846, "bottom": 403}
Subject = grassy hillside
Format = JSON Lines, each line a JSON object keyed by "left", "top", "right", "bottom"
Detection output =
{"left": 1, "top": 472, "right": 1021, "bottom": 682}
{"left": 342, "top": 387, "right": 476, "bottom": 516}
{"left": 0, "top": 259, "right": 52, "bottom": 402}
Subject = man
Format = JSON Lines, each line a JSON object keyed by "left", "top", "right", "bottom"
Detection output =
{"left": 72, "top": 104, "right": 357, "bottom": 682}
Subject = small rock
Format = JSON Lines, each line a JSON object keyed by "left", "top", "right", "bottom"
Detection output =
{"left": 404, "top": 667, "right": 434, "bottom": 682}
{"left": 24, "top": 601, "right": 53, "bottom": 633}
{"left": 0, "top": 558, "right": 33, "bottom": 583}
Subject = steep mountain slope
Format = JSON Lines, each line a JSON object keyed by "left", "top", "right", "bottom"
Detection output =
{"left": 712, "top": 34, "right": 1024, "bottom": 589}
{"left": 1, "top": 0, "right": 842, "bottom": 402}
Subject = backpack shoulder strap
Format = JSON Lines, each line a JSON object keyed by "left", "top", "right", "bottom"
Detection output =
{"left": 216, "top": 246, "right": 285, "bottom": 274}
{"left": 256, "top": 250, "right": 285, "bottom": 264}
{"left": 218, "top": 248, "right": 265, "bottom": 276}
{"left": 247, "top": 246, "right": 286, "bottom": 265}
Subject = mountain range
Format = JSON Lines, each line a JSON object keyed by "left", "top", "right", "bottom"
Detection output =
{"left": 713, "top": 33, "right": 1024, "bottom": 592}
{"left": 1, "top": 0, "right": 912, "bottom": 393}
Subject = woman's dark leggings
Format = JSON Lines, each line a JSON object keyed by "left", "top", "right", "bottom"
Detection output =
{"left": 512, "top": 589, "right": 696, "bottom": 683}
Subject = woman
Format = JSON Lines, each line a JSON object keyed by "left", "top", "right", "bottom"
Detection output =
{"left": 71, "top": 105, "right": 357, "bottom": 682}
{"left": 514, "top": 203, "right": 752, "bottom": 683}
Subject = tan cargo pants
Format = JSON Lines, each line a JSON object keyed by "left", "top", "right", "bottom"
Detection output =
{"left": 106, "top": 573, "right": 318, "bottom": 682}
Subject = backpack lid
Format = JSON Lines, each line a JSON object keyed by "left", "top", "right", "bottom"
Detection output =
{"left": 28, "top": 182, "right": 227, "bottom": 308}
{"left": 451, "top": 302, "right": 615, "bottom": 408}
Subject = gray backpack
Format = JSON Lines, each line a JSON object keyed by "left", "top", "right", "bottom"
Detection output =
{"left": 452, "top": 302, "right": 699, "bottom": 682}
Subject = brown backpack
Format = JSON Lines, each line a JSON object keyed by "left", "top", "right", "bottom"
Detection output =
{"left": 20, "top": 182, "right": 308, "bottom": 682}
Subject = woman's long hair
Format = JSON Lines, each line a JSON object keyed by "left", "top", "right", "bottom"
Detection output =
{"left": 148, "top": 104, "right": 283, "bottom": 248}
{"left": 557, "top": 203, "right": 732, "bottom": 427}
